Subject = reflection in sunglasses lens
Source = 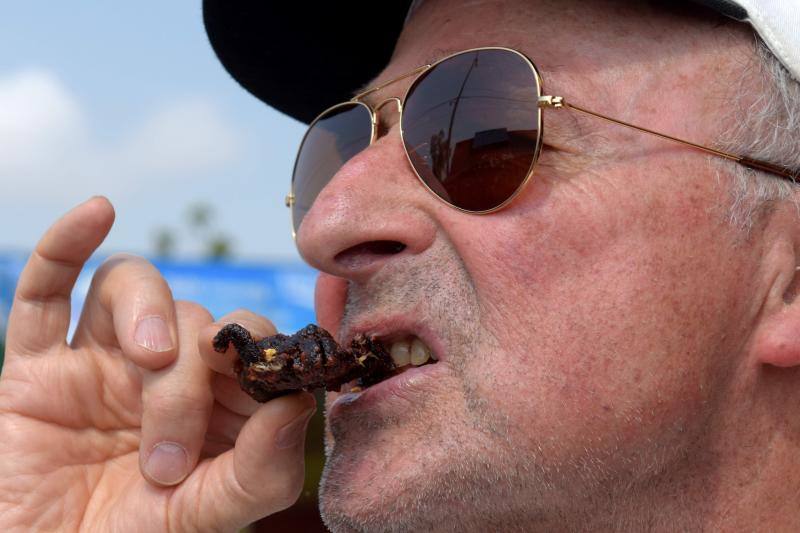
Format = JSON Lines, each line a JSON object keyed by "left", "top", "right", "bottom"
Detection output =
{"left": 291, "top": 102, "right": 373, "bottom": 232}
{"left": 402, "top": 49, "right": 541, "bottom": 211}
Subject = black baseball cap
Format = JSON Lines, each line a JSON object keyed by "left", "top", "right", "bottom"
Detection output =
{"left": 202, "top": 0, "right": 796, "bottom": 124}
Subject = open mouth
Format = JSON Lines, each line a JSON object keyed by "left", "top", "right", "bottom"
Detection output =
{"left": 212, "top": 322, "right": 439, "bottom": 403}
{"left": 345, "top": 335, "right": 439, "bottom": 392}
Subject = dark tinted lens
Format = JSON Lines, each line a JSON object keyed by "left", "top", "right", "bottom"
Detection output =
{"left": 402, "top": 49, "right": 541, "bottom": 211}
{"left": 291, "top": 102, "right": 372, "bottom": 232}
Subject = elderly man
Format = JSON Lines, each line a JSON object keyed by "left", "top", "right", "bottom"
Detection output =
{"left": 2, "top": 0, "right": 800, "bottom": 531}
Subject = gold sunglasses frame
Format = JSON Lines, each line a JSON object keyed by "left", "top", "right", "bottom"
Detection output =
{"left": 286, "top": 46, "right": 795, "bottom": 236}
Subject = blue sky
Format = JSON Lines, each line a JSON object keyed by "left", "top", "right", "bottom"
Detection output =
{"left": 0, "top": 1, "right": 307, "bottom": 260}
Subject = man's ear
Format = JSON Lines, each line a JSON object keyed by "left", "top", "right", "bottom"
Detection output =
{"left": 755, "top": 307, "right": 800, "bottom": 367}
{"left": 752, "top": 247, "right": 800, "bottom": 368}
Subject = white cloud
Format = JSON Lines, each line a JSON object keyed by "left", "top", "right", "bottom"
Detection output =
{"left": 0, "top": 69, "right": 87, "bottom": 180}
{"left": 0, "top": 68, "right": 240, "bottom": 203}
{"left": 119, "top": 97, "right": 238, "bottom": 175}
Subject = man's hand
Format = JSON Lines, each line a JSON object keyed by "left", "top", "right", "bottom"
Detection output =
{"left": 0, "top": 197, "right": 315, "bottom": 532}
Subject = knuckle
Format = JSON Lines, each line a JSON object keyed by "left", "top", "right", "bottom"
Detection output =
{"left": 147, "top": 388, "right": 212, "bottom": 419}
{"left": 265, "top": 468, "right": 305, "bottom": 511}
{"left": 175, "top": 300, "right": 214, "bottom": 324}
{"left": 228, "top": 309, "right": 277, "bottom": 336}
{"left": 98, "top": 252, "right": 147, "bottom": 273}
{"left": 92, "top": 253, "right": 162, "bottom": 290}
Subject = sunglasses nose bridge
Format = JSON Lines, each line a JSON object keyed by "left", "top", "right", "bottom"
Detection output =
{"left": 372, "top": 97, "right": 403, "bottom": 137}
{"left": 374, "top": 97, "right": 403, "bottom": 114}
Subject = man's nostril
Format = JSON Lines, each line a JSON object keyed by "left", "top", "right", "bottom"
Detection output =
{"left": 334, "top": 240, "right": 407, "bottom": 269}
{"left": 368, "top": 240, "right": 406, "bottom": 255}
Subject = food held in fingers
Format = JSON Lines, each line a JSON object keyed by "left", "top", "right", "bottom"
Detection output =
{"left": 212, "top": 323, "right": 395, "bottom": 402}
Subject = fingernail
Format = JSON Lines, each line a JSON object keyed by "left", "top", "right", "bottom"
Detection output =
{"left": 145, "top": 442, "right": 188, "bottom": 486}
{"left": 275, "top": 408, "right": 315, "bottom": 449}
{"left": 135, "top": 316, "right": 173, "bottom": 352}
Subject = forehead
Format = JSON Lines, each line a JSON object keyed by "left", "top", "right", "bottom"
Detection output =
{"left": 372, "top": 0, "right": 742, "bottom": 99}
{"left": 354, "top": 46, "right": 542, "bottom": 106}
{"left": 394, "top": 0, "right": 597, "bottom": 70}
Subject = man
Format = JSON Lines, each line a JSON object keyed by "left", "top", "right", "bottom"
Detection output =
{"left": 2, "top": 0, "right": 800, "bottom": 531}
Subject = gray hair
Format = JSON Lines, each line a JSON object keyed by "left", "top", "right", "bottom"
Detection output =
{"left": 719, "top": 36, "right": 800, "bottom": 231}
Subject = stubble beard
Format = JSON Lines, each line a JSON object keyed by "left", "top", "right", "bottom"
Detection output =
{"left": 317, "top": 249, "right": 557, "bottom": 532}
{"left": 316, "top": 246, "right": 715, "bottom": 532}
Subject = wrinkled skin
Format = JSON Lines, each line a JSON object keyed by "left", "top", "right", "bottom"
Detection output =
{"left": 0, "top": 199, "right": 316, "bottom": 532}
{"left": 293, "top": 0, "right": 800, "bottom": 531}
{"left": 3, "top": 1, "right": 800, "bottom": 532}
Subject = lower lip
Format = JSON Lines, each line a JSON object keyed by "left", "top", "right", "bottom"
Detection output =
{"left": 328, "top": 361, "right": 448, "bottom": 417}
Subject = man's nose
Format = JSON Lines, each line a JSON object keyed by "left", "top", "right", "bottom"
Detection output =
{"left": 294, "top": 122, "right": 437, "bottom": 283}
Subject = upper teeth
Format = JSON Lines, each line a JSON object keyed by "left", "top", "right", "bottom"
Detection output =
{"left": 389, "top": 337, "right": 436, "bottom": 367}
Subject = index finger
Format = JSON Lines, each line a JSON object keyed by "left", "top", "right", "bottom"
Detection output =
{"left": 6, "top": 197, "right": 115, "bottom": 355}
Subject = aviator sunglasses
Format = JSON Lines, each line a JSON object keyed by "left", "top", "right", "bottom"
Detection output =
{"left": 286, "top": 46, "right": 794, "bottom": 234}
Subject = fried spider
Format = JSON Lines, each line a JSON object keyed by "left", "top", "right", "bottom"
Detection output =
{"left": 212, "top": 323, "right": 395, "bottom": 402}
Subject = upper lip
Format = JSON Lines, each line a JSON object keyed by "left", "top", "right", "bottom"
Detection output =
{"left": 339, "top": 314, "right": 446, "bottom": 363}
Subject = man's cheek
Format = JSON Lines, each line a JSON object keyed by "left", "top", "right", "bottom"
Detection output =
{"left": 462, "top": 339, "right": 712, "bottom": 471}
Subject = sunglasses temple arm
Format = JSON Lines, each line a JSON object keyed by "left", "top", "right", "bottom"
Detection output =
{"left": 550, "top": 99, "right": 796, "bottom": 181}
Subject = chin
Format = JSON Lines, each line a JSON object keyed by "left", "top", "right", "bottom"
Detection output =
{"left": 317, "top": 363, "right": 460, "bottom": 529}
{"left": 318, "top": 414, "right": 480, "bottom": 531}
{"left": 318, "top": 470, "right": 467, "bottom": 533}
{"left": 318, "top": 430, "right": 437, "bottom": 532}
{"left": 315, "top": 361, "right": 542, "bottom": 531}
{"left": 317, "top": 421, "right": 535, "bottom": 533}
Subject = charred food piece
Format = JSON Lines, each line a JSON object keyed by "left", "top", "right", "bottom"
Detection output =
{"left": 212, "top": 323, "right": 395, "bottom": 402}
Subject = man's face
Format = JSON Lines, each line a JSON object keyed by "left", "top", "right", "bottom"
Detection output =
{"left": 296, "top": 0, "right": 762, "bottom": 530}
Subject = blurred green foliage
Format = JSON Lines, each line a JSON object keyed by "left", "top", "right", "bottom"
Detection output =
{"left": 153, "top": 203, "right": 234, "bottom": 260}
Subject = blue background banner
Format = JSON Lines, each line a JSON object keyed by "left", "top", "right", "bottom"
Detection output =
{"left": 0, "top": 253, "right": 318, "bottom": 343}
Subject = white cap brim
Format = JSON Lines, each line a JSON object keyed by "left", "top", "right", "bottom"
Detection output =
{"left": 696, "top": 0, "right": 800, "bottom": 81}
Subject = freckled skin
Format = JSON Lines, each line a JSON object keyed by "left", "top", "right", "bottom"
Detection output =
{"left": 296, "top": 0, "right": 800, "bottom": 531}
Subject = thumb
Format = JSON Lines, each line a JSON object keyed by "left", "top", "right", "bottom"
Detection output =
{"left": 171, "top": 392, "right": 317, "bottom": 531}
